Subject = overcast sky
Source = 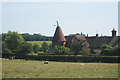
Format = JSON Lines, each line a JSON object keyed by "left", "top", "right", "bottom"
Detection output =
{"left": 2, "top": 2, "right": 118, "bottom": 36}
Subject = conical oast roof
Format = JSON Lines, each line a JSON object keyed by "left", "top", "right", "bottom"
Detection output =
{"left": 53, "top": 26, "right": 66, "bottom": 42}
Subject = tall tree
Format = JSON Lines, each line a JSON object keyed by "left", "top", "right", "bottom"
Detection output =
{"left": 4, "top": 31, "right": 24, "bottom": 53}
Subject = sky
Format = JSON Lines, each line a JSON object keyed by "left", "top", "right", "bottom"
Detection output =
{"left": 2, "top": 2, "right": 118, "bottom": 36}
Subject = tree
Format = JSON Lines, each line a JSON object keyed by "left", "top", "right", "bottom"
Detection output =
{"left": 2, "top": 42, "right": 12, "bottom": 54}
{"left": 33, "top": 44, "right": 39, "bottom": 53}
{"left": 101, "top": 44, "right": 113, "bottom": 56}
{"left": 54, "top": 46, "right": 70, "bottom": 55}
{"left": 20, "top": 42, "right": 33, "bottom": 54}
{"left": 70, "top": 40, "right": 85, "bottom": 55}
{"left": 112, "top": 45, "right": 118, "bottom": 56}
{"left": 4, "top": 31, "right": 24, "bottom": 53}
{"left": 42, "top": 42, "right": 49, "bottom": 53}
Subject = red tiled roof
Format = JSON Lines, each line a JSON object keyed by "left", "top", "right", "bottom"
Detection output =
{"left": 52, "top": 26, "right": 66, "bottom": 42}
{"left": 93, "top": 49, "right": 101, "bottom": 54}
{"left": 66, "top": 35, "right": 90, "bottom": 47}
{"left": 75, "top": 35, "right": 90, "bottom": 47}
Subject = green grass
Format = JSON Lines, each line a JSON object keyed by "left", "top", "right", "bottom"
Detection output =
{"left": 2, "top": 60, "right": 118, "bottom": 78}
{"left": 26, "top": 41, "right": 52, "bottom": 47}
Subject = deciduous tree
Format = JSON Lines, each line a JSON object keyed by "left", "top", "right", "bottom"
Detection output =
{"left": 4, "top": 31, "right": 24, "bottom": 53}
{"left": 70, "top": 40, "right": 85, "bottom": 55}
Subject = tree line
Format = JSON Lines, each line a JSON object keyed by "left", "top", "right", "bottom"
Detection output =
{"left": 2, "top": 31, "right": 86, "bottom": 56}
{"left": 21, "top": 33, "right": 52, "bottom": 41}
{"left": 2, "top": 33, "right": 52, "bottom": 41}
{"left": 2, "top": 31, "right": 119, "bottom": 56}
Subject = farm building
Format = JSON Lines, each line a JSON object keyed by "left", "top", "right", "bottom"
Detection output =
{"left": 52, "top": 22, "right": 120, "bottom": 54}
{"left": 52, "top": 21, "right": 66, "bottom": 47}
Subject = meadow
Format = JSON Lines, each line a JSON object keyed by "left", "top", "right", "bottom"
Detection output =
{"left": 27, "top": 41, "right": 52, "bottom": 47}
{"left": 2, "top": 60, "right": 118, "bottom": 78}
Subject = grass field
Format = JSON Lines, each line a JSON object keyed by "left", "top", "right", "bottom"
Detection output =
{"left": 2, "top": 60, "right": 118, "bottom": 78}
{"left": 27, "top": 41, "right": 52, "bottom": 47}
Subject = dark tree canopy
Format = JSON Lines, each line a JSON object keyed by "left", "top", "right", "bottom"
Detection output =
{"left": 20, "top": 42, "right": 33, "bottom": 54}
{"left": 4, "top": 31, "right": 24, "bottom": 53}
{"left": 42, "top": 42, "right": 49, "bottom": 53}
{"left": 33, "top": 44, "right": 40, "bottom": 53}
{"left": 70, "top": 40, "right": 85, "bottom": 55}
{"left": 54, "top": 46, "right": 70, "bottom": 55}
{"left": 21, "top": 33, "right": 52, "bottom": 41}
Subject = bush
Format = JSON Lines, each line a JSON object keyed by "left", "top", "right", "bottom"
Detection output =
{"left": 2, "top": 53, "right": 119, "bottom": 63}
{"left": 54, "top": 46, "right": 70, "bottom": 55}
{"left": 42, "top": 42, "right": 49, "bottom": 53}
{"left": 33, "top": 44, "right": 39, "bottom": 53}
{"left": 2, "top": 42, "right": 12, "bottom": 54}
{"left": 101, "top": 44, "right": 118, "bottom": 56}
{"left": 20, "top": 42, "right": 33, "bottom": 54}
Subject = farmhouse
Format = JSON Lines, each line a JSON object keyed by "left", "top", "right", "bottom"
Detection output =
{"left": 52, "top": 22, "right": 120, "bottom": 54}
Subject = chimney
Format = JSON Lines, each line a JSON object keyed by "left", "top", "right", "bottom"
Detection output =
{"left": 87, "top": 34, "right": 88, "bottom": 37}
{"left": 111, "top": 28, "right": 116, "bottom": 37}
{"left": 81, "top": 32, "right": 83, "bottom": 35}
{"left": 96, "top": 34, "right": 98, "bottom": 37}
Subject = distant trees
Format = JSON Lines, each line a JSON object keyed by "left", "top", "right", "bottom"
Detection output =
{"left": 70, "top": 40, "right": 85, "bottom": 55}
{"left": 21, "top": 33, "right": 52, "bottom": 41}
{"left": 33, "top": 44, "right": 40, "bottom": 53}
{"left": 42, "top": 42, "right": 49, "bottom": 53}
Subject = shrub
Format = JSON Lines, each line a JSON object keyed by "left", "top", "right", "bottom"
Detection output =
{"left": 20, "top": 42, "right": 33, "bottom": 54}
{"left": 2, "top": 42, "right": 12, "bottom": 54}
{"left": 42, "top": 42, "right": 49, "bottom": 53}
{"left": 33, "top": 44, "right": 39, "bottom": 53}
{"left": 101, "top": 44, "right": 118, "bottom": 56}
{"left": 2, "top": 53, "right": 119, "bottom": 63}
{"left": 54, "top": 46, "right": 70, "bottom": 55}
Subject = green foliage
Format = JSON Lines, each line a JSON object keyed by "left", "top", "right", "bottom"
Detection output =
{"left": 2, "top": 53, "right": 119, "bottom": 63}
{"left": 21, "top": 33, "right": 52, "bottom": 41}
{"left": 70, "top": 40, "right": 85, "bottom": 55}
{"left": 4, "top": 31, "right": 24, "bottom": 53}
{"left": 27, "top": 41, "right": 51, "bottom": 47}
{"left": 42, "top": 42, "right": 49, "bottom": 53}
{"left": 101, "top": 44, "right": 118, "bottom": 56}
{"left": 54, "top": 46, "right": 70, "bottom": 55}
{"left": 2, "top": 42, "right": 12, "bottom": 54}
{"left": 20, "top": 42, "right": 33, "bottom": 54}
{"left": 33, "top": 44, "right": 39, "bottom": 53}
{"left": 2, "top": 33, "right": 7, "bottom": 41}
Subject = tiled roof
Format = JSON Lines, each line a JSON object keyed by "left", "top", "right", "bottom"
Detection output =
{"left": 66, "top": 35, "right": 90, "bottom": 47}
{"left": 93, "top": 49, "right": 101, "bottom": 54}
{"left": 75, "top": 35, "right": 90, "bottom": 47}
{"left": 86, "top": 37, "right": 96, "bottom": 45}
{"left": 108, "top": 36, "right": 118, "bottom": 46}
{"left": 90, "top": 37, "right": 111, "bottom": 48}
{"left": 52, "top": 26, "right": 66, "bottom": 42}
